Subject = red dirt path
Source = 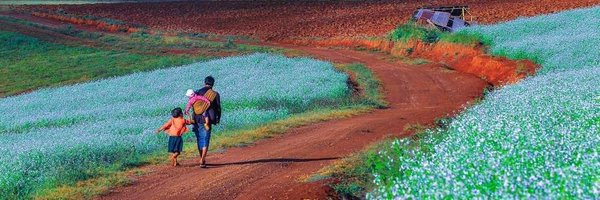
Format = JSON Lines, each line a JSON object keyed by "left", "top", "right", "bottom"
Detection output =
{"left": 289, "top": 39, "right": 538, "bottom": 86}
{"left": 19, "top": 0, "right": 600, "bottom": 39}
{"left": 98, "top": 44, "right": 488, "bottom": 199}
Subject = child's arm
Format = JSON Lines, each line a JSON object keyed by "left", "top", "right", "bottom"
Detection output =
{"left": 156, "top": 119, "right": 172, "bottom": 133}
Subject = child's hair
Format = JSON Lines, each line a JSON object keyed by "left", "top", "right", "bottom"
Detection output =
{"left": 171, "top": 107, "right": 183, "bottom": 118}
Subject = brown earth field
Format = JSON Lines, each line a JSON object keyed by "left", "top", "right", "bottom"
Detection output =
{"left": 14, "top": 0, "right": 600, "bottom": 40}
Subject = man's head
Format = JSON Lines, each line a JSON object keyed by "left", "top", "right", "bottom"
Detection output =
{"left": 204, "top": 76, "right": 215, "bottom": 87}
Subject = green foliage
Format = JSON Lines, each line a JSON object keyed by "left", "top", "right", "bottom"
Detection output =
{"left": 0, "top": 31, "right": 203, "bottom": 97}
{"left": 439, "top": 31, "right": 490, "bottom": 46}
{"left": 389, "top": 22, "right": 483, "bottom": 46}
{"left": 0, "top": 13, "right": 276, "bottom": 97}
{"left": 98, "top": 17, "right": 125, "bottom": 26}
{"left": 223, "top": 37, "right": 236, "bottom": 49}
{"left": 336, "top": 63, "right": 388, "bottom": 108}
{"left": 188, "top": 33, "right": 209, "bottom": 38}
{"left": 56, "top": 25, "right": 81, "bottom": 36}
{"left": 76, "top": 30, "right": 103, "bottom": 40}
{"left": 129, "top": 30, "right": 151, "bottom": 39}
{"left": 388, "top": 22, "right": 428, "bottom": 42}
{"left": 326, "top": 141, "right": 392, "bottom": 199}
{"left": 422, "top": 30, "right": 440, "bottom": 44}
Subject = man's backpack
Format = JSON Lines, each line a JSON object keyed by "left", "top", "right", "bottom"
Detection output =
{"left": 192, "top": 89, "right": 217, "bottom": 115}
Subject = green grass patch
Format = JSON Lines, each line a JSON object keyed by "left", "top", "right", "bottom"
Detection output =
{"left": 335, "top": 63, "right": 387, "bottom": 108}
{"left": 0, "top": 15, "right": 277, "bottom": 97}
{"left": 389, "top": 22, "right": 489, "bottom": 46}
{"left": 307, "top": 140, "right": 391, "bottom": 199}
{"left": 0, "top": 30, "right": 205, "bottom": 97}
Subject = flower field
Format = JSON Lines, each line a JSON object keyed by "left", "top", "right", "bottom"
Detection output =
{"left": 0, "top": 53, "right": 349, "bottom": 198}
{"left": 370, "top": 6, "right": 600, "bottom": 199}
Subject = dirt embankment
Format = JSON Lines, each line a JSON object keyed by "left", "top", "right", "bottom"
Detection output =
{"left": 286, "top": 38, "right": 538, "bottom": 86}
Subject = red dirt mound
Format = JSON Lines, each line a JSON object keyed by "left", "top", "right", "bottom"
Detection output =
{"left": 288, "top": 38, "right": 537, "bottom": 86}
{"left": 15, "top": 0, "right": 600, "bottom": 40}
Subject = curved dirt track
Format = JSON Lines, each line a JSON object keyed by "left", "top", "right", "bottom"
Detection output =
{"left": 100, "top": 45, "right": 488, "bottom": 199}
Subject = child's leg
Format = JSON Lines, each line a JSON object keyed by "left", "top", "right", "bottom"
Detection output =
{"left": 173, "top": 152, "right": 180, "bottom": 166}
{"left": 169, "top": 153, "right": 176, "bottom": 166}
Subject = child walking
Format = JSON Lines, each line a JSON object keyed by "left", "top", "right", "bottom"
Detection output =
{"left": 156, "top": 107, "right": 192, "bottom": 166}
{"left": 184, "top": 89, "right": 211, "bottom": 131}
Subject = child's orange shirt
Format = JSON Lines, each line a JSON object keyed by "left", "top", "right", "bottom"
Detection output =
{"left": 160, "top": 117, "right": 192, "bottom": 136}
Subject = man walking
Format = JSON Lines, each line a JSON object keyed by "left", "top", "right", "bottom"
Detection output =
{"left": 192, "top": 76, "right": 221, "bottom": 168}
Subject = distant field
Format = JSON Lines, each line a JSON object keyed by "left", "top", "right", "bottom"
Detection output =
{"left": 0, "top": 0, "right": 174, "bottom": 5}
{"left": 0, "top": 13, "right": 273, "bottom": 97}
{"left": 0, "top": 30, "right": 204, "bottom": 97}
{"left": 20, "top": 0, "right": 600, "bottom": 39}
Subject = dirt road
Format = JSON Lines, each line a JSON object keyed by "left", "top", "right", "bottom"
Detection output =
{"left": 99, "top": 45, "right": 488, "bottom": 199}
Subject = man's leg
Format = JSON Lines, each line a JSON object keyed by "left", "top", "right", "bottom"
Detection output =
{"left": 200, "top": 147, "right": 207, "bottom": 164}
{"left": 200, "top": 125, "right": 211, "bottom": 166}
{"left": 193, "top": 114, "right": 203, "bottom": 156}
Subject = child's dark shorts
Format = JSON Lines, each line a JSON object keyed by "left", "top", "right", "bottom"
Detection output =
{"left": 168, "top": 136, "right": 183, "bottom": 153}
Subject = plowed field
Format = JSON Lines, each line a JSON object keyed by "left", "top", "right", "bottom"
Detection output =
{"left": 19, "top": 0, "right": 600, "bottom": 39}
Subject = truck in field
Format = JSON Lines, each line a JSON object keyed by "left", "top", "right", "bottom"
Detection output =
{"left": 413, "top": 6, "right": 476, "bottom": 32}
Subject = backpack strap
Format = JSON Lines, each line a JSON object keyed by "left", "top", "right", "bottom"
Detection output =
{"left": 203, "top": 89, "right": 217, "bottom": 102}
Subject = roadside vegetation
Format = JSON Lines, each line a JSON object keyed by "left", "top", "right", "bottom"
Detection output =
{"left": 0, "top": 15, "right": 273, "bottom": 97}
{"left": 0, "top": 30, "right": 200, "bottom": 97}
{"left": 388, "top": 21, "right": 489, "bottom": 46}
{"left": 369, "top": 6, "right": 599, "bottom": 199}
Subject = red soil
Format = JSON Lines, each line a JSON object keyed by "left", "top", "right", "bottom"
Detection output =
{"left": 29, "top": 12, "right": 139, "bottom": 33}
{"left": 289, "top": 38, "right": 537, "bottom": 86}
{"left": 16, "top": 0, "right": 600, "bottom": 39}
